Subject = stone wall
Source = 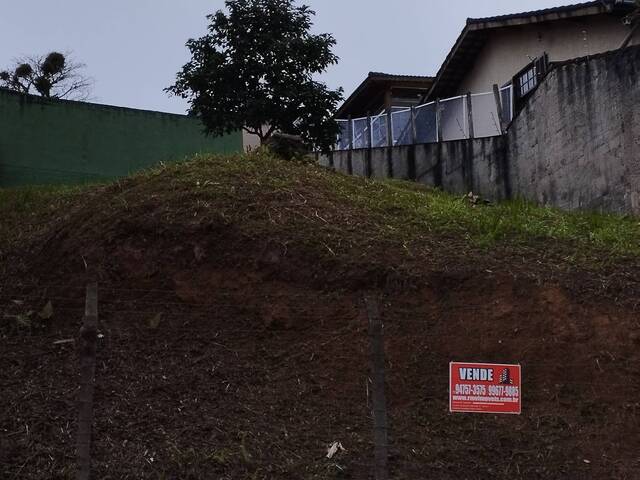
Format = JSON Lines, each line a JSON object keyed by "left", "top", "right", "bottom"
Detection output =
{"left": 321, "top": 45, "right": 640, "bottom": 215}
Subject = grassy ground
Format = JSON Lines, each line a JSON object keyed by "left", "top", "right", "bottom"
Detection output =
{"left": 330, "top": 175, "right": 640, "bottom": 256}
{"left": 2, "top": 150, "right": 637, "bottom": 261}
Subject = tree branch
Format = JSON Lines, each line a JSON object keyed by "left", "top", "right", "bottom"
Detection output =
{"left": 263, "top": 125, "right": 277, "bottom": 140}
{"left": 1, "top": 51, "right": 92, "bottom": 100}
{"left": 242, "top": 126, "right": 261, "bottom": 136}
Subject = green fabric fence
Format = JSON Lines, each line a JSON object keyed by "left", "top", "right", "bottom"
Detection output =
{"left": 0, "top": 89, "right": 242, "bottom": 187}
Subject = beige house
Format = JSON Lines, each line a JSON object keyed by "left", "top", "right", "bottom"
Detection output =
{"left": 335, "top": 1, "right": 640, "bottom": 148}
{"left": 327, "top": 1, "right": 640, "bottom": 216}
{"left": 427, "top": 0, "right": 639, "bottom": 100}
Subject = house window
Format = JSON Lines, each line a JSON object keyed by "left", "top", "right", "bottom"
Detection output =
{"left": 513, "top": 53, "right": 549, "bottom": 101}
{"left": 519, "top": 65, "right": 537, "bottom": 97}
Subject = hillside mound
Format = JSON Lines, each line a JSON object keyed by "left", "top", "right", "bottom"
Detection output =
{"left": 1, "top": 151, "right": 639, "bottom": 479}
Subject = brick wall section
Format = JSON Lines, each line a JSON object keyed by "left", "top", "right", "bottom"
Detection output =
{"left": 508, "top": 45, "right": 640, "bottom": 214}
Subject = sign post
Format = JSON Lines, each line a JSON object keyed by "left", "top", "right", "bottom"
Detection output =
{"left": 449, "top": 362, "right": 521, "bottom": 415}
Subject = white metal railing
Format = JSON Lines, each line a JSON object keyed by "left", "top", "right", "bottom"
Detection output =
{"left": 336, "top": 85, "right": 514, "bottom": 150}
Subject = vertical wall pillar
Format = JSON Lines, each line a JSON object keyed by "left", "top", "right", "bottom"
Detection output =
{"left": 435, "top": 99, "right": 443, "bottom": 143}
{"left": 366, "top": 112, "right": 373, "bottom": 178}
{"left": 347, "top": 115, "right": 353, "bottom": 150}
{"left": 347, "top": 115, "right": 353, "bottom": 174}
{"left": 410, "top": 106, "right": 417, "bottom": 144}
{"left": 466, "top": 92, "right": 475, "bottom": 139}
{"left": 492, "top": 84, "right": 505, "bottom": 134}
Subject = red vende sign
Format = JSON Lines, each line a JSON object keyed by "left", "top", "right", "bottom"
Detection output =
{"left": 450, "top": 362, "right": 521, "bottom": 414}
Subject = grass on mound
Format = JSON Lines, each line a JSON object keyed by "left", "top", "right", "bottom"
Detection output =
{"left": 331, "top": 177, "right": 640, "bottom": 256}
{"left": 0, "top": 150, "right": 638, "bottom": 261}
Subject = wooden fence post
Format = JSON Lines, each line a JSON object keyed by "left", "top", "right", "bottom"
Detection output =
{"left": 365, "top": 296, "right": 389, "bottom": 480}
{"left": 76, "top": 283, "right": 98, "bottom": 480}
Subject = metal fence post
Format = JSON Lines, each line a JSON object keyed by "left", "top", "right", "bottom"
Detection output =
{"left": 435, "top": 99, "right": 443, "bottom": 142}
{"left": 410, "top": 106, "right": 417, "bottom": 144}
{"left": 76, "top": 283, "right": 98, "bottom": 480}
{"left": 385, "top": 108, "right": 394, "bottom": 177}
{"left": 365, "top": 296, "right": 389, "bottom": 480}
{"left": 366, "top": 112, "right": 373, "bottom": 178}
{"left": 492, "top": 84, "right": 505, "bottom": 134}
{"left": 509, "top": 84, "right": 515, "bottom": 121}
{"left": 386, "top": 108, "right": 393, "bottom": 148}
{"left": 347, "top": 115, "right": 354, "bottom": 174}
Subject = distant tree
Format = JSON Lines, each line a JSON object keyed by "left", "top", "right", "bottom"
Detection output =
{"left": 166, "top": 0, "right": 343, "bottom": 152}
{"left": 0, "top": 52, "right": 93, "bottom": 100}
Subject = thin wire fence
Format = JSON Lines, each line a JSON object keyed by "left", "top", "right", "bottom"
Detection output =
{"left": 2, "top": 286, "right": 638, "bottom": 479}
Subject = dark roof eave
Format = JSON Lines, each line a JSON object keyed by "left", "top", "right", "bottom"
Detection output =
{"left": 336, "top": 72, "right": 434, "bottom": 117}
{"left": 466, "top": 1, "right": 610, "bottom": 26}
{"left": 367, "top": 71, "right": 434, "bottom": 82}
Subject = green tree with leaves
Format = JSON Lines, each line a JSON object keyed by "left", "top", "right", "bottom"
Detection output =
{"left": 0, "top": 51, "right": 92, "bottom": 100}
{"left": 166, "top": 0, "right": 343, "bottom": 152}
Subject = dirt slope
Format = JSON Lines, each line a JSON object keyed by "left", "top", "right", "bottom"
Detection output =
{"left": 1, "top": 152, "right": 639, "bottom": 479}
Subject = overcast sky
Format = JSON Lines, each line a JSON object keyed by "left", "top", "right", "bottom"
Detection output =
{"left": 0, "top": 0, "right": 572, "bottom": 114}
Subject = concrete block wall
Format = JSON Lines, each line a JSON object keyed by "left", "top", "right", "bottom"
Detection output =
{"left": 320, "top": 46, "right": 640, "bottom": 215}
{"left": 321, "top": 135, "right": 509, "bottom": 200}
{"left": 507, "top": 45, "right": 640, "bottom": 214}
{"left": 351, "top": 151, "right": 367, "bottom": 177}
{"left": 371, "top": 149, "right": 391, "bottom": 179}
